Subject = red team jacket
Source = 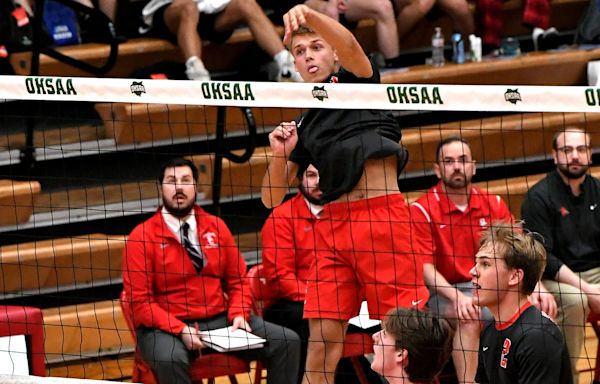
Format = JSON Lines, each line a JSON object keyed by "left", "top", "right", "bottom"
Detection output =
{"left": 122, "top": 206, "right": 252, "bottom": 335}
{"left": 261, "top": 193, "right": 318, "bottom": 303}
{"left": 411, "top": 183, "right": 513, "bottom": 284}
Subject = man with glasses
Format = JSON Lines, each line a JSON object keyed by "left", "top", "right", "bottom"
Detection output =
{"left": 522, "top": 127, "right": 600, "bottom": 383}
{"left": 411, "top": 135, "right": 556, "bottom": 384}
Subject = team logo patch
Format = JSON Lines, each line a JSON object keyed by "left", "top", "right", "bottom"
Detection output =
{"left": 560, "top": 206, "right": 570, "bottom": 217}
{"left": 202, "top": 232, "right": 218, "bottom": 248}
{"left": 130, "top": 81, "right": 146, "bottom": 96}
{"left": 312, "top": 86, "right": 328, "bottom": 101}
{"left": 504, "top": 89, "right": 522, "bottom": 104}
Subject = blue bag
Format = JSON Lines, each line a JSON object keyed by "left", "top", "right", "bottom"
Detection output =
{"left": 43, "top": 0, "right": 81, "bottom": 46}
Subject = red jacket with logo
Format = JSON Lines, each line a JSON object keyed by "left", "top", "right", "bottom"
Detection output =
{"left": 411, "top": 183, "right": 513, "bottom": 284}
{"left": 122, "top": 206, "right": 251, "bottom": 335}
{"left": 261, "top": 193, "right": 317, "bottom": 303}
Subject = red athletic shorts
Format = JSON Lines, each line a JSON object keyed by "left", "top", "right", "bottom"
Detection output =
{"left": 303, "top": 193, "right": 429, "bottom": 320}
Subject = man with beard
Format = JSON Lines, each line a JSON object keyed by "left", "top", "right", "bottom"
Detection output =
{"left": 121, "top": 157, "right": 300, "bottom": 384}
{"left": 410, "top": 136, "right": 556, "bottom": 384}
{"left": 261, "top": 164, "right": 322, "bottom": 384}
{"left": 522, "top": 127, "right": 600, "bottom": 383}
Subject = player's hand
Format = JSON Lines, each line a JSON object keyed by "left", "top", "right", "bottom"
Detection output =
{"left": 454, "top": 291, "right": 480, "bottom": 322}
{"left": 584, "top": 283, "right": 600, "bottom": 315}
{"left": 529, "top": 281, "right": 558, "bottom": 319}
{"left": 283, "top": 5, "right": 312, "bottom": 45}
{"left": 180, "top": 324, "right": 204, "bottom": 351}
{"left": 268, "top": 121, "right": 298, "bottom": 157}
{"left": 231, "top": 316, "right": 252, "bottom": 332}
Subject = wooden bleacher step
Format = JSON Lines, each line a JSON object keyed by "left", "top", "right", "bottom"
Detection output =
{"left": 0, "top": 179, "right": 42, "bottom": 226}
{"left": 0, "top": 124, "right": 105, "bottom": 151}
{"left": 95, "top": 103, "right": 302, "bottom": 145}
{"left": 0, "top": 234, "right": 126, "bottom": 296}
{"left": 382, "top": 47, "right": 600, "bottom": 85}
{"left": 33, "top": 180, "right": 160, "bottom": 214}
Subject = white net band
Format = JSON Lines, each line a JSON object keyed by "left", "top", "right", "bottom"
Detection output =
{"left": 1, "top": 75, "right": 600, "bottom": 112}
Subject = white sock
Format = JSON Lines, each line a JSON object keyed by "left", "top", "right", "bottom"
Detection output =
{"left": 185, "top": 56, "right": 210, "bottom": 81}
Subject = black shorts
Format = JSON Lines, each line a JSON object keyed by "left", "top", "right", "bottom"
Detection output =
{"left": 150, "top": 3, "right": 235, "bottom": 44}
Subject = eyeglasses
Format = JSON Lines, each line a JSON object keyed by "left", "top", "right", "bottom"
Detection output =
{"left": 555, "top": 146, "right": 590, "bottom": 155}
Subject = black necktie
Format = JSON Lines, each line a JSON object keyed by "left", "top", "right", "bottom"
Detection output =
{"left": 181, "top": 222, "right": 204, "bottom": 273}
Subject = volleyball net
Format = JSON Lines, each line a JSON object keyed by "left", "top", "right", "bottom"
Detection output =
{"left": 0, "top": 76, "right": 599, "bottom": 382}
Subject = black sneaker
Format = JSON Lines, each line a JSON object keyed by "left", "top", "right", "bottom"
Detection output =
{"left": 533, "top": 27, "right": 560, "bottom": 51}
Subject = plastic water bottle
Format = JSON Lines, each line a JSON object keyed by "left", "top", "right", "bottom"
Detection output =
{"left": 452, "top": 33, "right": 465, "bottom": 64}
{"left": 431, "top": 27, "right": 445, "bottom": 67}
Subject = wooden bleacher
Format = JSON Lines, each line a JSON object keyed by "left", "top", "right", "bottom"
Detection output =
{"left": 382, "top": 47, "right": 600, "bottom": 85}
{"left": 94, "top": 103, "right": 302, "bottom": 145}
{"left": 187, "top": 112, "right": 600, "bottom": 201}
{"left": 0, "top": 234, "right": 126, "bottom": 296}
{"left": 0, "top": 180, "right": 42, "bottom": 226}
{"left": 7, "top": 0, "right": 588, "bottom": 78}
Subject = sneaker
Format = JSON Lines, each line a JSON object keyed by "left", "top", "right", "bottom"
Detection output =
{"left": 276, "top": 51, "right": 303, "bottom": 82}
{"left": 185, "top": 57, "right": 211, "bottom": 81}
{"left": 533, "top": 27, "right": 560, "bottom": 51}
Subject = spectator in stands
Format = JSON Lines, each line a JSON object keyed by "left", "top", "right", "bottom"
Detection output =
{"left": 410, "top": 135, "right": 557, "bottom": 384}
{"left": 370, "top": 308, "right": 454, "bottom": 384}
{"left": 138, "top": 0, "right": 302, "bottom": 81}
{"left": 394, "top": 0, "right": 474, "bottom": 52}
{"left": 521, "top": 127, "right": 600, "bottom": 384}
{"left": 261, "top": 5, "right": 429, "bottom": 383}
{"left": 122, "top": 157, "right": 300, "bottom": 384}
{"left": 476, "top": 0, "right": 558, "bottom": 51}
{"left": 472, "top": 222, "right": 573, "bottom": 384}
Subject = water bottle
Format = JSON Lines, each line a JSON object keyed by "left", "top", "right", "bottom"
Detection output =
{"left": 431, "top": 27, "right": 445, "bottom": 67}
{"left": 452, "top": 33, "right": 465, "bottom": 64}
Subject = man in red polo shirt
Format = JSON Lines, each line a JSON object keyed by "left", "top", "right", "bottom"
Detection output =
{"left": 410, "top": 136, "right": 556, "bottom": 384}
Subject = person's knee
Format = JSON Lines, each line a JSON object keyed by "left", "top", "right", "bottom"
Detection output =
{"left": 228, "top": 0, "right": 261, "bottom": 17}
{"left": 168, "top": 0, "right": 199, "bottom": 22}
{"left": 366, "top": 0, "right": 395, "bottom": 19}
{"left": 151, "top": 345, "right": 190, "bottom": 371}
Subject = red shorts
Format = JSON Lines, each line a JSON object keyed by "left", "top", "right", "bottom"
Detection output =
{"left": 303, "top": 194, "right": 429, "bottom": 321}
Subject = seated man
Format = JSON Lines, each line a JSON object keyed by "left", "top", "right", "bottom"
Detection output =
{"left": 410, "top": 136, "right": 556, "bottom": 383}
{"left": 471, "top": 222, "right": 572, "bottom": 383}
{"left": 139, "top": 0, "right": 302, "bottom": 81}
{"left": 370, "top": 308, "right": 454, "bottom": 384}
{"left": 122, "top": 157, "right": 300, "bottom": 384}
{"left": 262, "top": 164, "right": 379, "bottom": 384}
{"left": 522, "top": 127, "right": 600, "bottom": 384}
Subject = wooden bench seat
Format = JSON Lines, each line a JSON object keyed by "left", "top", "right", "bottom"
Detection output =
{"left": 94, "top": 103, "right": 302, "bottom": 145}
{"left": 0, "top": 179, "right": 42, "bottom": 226}
{"left": 382, "top": 47, "right": 600, "bottom": 85}
{"left": 42, "top": 300, "right": 132, "bottom": 366}
{"left": 0, "top": 234, "right": 126, "bottom": 295}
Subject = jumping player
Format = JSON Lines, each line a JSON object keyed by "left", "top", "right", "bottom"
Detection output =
{"left": 261, "top": 5, "right": 429, "bottom": 383}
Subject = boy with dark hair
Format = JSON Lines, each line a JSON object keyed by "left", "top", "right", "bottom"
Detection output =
{"left": 371, "top": 308, "right": 454, "bottom": 384}
{"left": 471, "top": 222, "right": 572, "bottom": 384}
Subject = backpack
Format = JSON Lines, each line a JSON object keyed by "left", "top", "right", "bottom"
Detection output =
{"left": 575, "top": 0, "right": 600, "bottom": 44}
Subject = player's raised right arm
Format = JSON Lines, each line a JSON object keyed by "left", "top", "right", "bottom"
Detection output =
{"left": 261, "top": 122, "right": 300, "bottom": 208}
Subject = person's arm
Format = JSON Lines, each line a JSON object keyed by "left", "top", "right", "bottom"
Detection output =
{"left": 521, "top": 191, "right": 564, "bottom": 279}
{"left": 554, "top": 264, "right": 600, "bottom": 314}
{"left": 261, "top": 205, "right": 308, "bottom": 300}
{"left": 122, "top": 227, "right": 187, "bottom": 335}
{"left": 283, "top": 4, "right": 372, "bottom": 78}
{"left": 261, "top": 122, "right": 300, "bottom": 208}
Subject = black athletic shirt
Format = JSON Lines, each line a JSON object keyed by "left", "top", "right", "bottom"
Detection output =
{"left": 475, "top": 303, "right": 572, "bottom": 384}
{"left": 521, "top": 169, "right": 600, "bottom": 278}
{"left": 288, "top": 60, "right": 402, "bottom": 204}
